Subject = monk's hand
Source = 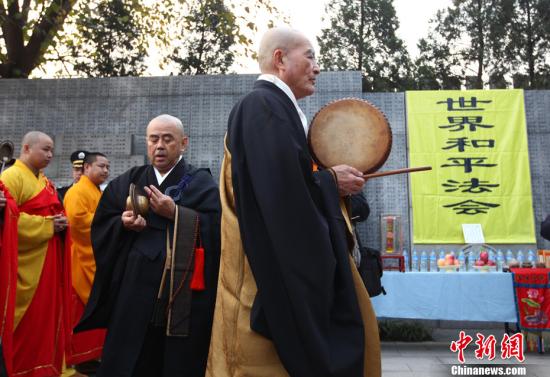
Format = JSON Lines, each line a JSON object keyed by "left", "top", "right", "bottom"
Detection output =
{"left": 121, "top": 210, "right": 147, "bottom": 231}
{"left": 0, "top": 191, "right": 5, "bottom": 209}
{"left": 144, "top": 185, "right": 176, "bottom": 220}
{"left": 331, "top": 165, "right": 365, "bottom": 196}
{"left": 53, "top": 214, "right": 69, "bottom": 233}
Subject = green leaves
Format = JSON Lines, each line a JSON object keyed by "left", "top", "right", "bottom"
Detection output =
{"left": 318, "top": 0, "right": 414, "bottom": 92}
{"left": 413, "top": 0, "right": 550, "bottom": 89}
{"left": 1, "top": 0, "right": 279, "bottom": 78}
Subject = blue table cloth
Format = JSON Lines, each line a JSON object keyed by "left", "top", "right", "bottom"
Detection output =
{"left": 370, "top": 271, "right": 517, "bottom": 322}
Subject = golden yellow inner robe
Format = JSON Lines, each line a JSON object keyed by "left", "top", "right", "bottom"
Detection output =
{"left": 64, "top": 175, "right": 102, "bottom": 304}
{"left": 0, "top": 160, "right": 54, "bottom": 328}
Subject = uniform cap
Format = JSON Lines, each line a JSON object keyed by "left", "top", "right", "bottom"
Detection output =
{"left": 70, "top": 150, "right": 89, "bottom": 168}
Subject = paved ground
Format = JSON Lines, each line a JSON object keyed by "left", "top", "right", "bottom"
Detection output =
{"left": 382, "top": 342, "right": 549, "bottom": 377}
{"left": 76, "top": 330, "right": 550, "bottom": 376}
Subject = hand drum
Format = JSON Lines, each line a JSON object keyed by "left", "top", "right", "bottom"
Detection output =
{"left": 308, "top": 98, "right": 392, "bottom": 174}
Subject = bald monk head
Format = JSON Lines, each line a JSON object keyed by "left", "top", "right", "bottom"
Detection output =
{"left": 146, "top": 114, "right": 189, "bottom": 174}
{"left": 19, "top": 131, "right": 54, "bottom": 175}
{"left": 257, "top": 27, "right": 320, "bottom": 99}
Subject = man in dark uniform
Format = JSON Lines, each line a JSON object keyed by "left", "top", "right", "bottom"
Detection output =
{"left": 58, "top": 150, "right": 89, "bottom": 201}
{"left": 76, "top": 114, "right": 221, "bottom": 377}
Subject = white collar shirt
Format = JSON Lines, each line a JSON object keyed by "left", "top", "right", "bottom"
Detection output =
{"left": 154, "top": 155, "right": 183, "bottom": 185}
{"left": 257, "top": 74, "right": 309, "bottom": 136}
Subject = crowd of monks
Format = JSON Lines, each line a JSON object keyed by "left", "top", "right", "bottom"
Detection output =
{"left": 0, "top": 27, "right": 381, "bottom": 377}
{"left": 0, "top": 138, "right": 111, "bottom": 377}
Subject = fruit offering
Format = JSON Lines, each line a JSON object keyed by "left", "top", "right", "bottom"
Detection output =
{"left": 437, "top": 253, "right": 459, "bottom": 271}
{"left": 473, "top": 250, "right": 497, "bottom": 271}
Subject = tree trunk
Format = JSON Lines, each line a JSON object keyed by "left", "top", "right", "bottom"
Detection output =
{"left": 524, "top": 0, "right": 536, "bottom": 88}
{"left": 358, "top": 0, "right": 364, "bottom": 72}
{"left": 0, "top": 0, "right": 77, "bottom": 78}
{"left": 476, "top": 0, "right": 484, "bottom": 89}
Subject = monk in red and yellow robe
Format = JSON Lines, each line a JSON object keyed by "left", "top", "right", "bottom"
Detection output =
{"left": 0, "top": 183, "right": 19, "bottom": 377}
{"left": 64, "top": 174, "right": 106, "bottom": 365}
{"left": 1, "top": 160, "right": 72, "bottom": 377}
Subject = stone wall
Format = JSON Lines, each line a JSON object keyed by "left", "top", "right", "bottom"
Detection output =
{"left": 1, "top": 72, "right": 548, "bottom": 249}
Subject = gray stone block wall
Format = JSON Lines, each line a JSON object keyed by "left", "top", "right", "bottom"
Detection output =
{"left": 524, "top": 90, "right": 550, "bottom": 250}
{"left": 0, "top": 73, "right": 548, "bottom": 249}
{"left": 359, "top": 92, "right": 410, "bottom": 252}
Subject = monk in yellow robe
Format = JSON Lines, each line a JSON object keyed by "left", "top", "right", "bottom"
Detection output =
{"left": 0, "top": 131, "right": 72, "bottom": 377}
{"left": 64, "top": 152, "right": 110, "bottom": 371}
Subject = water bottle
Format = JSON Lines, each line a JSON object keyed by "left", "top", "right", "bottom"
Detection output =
{"left": 429, "top": 250, "right": 437, "bottom": 272}
{"left": 489, "top": 250, "right": 496, "bottom": 263}
{"left": 403, "top": 249, "right": 409, "bottom": 272}
{"left": 420, "top": 251, "right": 428, "bottom": 272}
{"left": 497, "top": 250, "right": 505, "bottom": 272}
{"left": 517, "top": 250, "right": 525, "bottom": 266}
{"left": 527, "top": 250, "right": 536, "bottom": 267}
{"left": 458, "top": 250, "right": 466, "bottom": 272}
{"left": 411, "top": 250, "right": 419, "bottom": 272}
{"left": 506, "top": 249, "right": 514, "bottom": 264}
{"left": 439, "top": 250, "right": 446, "bottom": 261}
{"left": 468, "top": 251, "right": 476, "bottom": 271}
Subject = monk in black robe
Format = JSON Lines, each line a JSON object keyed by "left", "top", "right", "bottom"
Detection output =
{"left": 542, "top": 215, "right": 550, "bottom": 241}
{"left": 76, "top": 114, "right": 221, "bottom": 377}
{"left": 207, "top": 28, "right": 381, "bottom": 377}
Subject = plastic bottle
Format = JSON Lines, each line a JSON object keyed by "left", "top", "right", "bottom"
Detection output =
{"left": 403, "top": 249, "right": 409, "bottom": 272}
{"left": 439, "top": 250, "right": 446, "bottom": 264}
{"left": 497, "top": 250, "right": 505, "bottom": 272}
{"left": 527, "top": 249, "right": 536, "bottom": 267}
{"left": 420, "top": 251, "right": 428, "bottom": 272}
{"left": 458, "top": 250, "right": 466, "bottom": 272}
{"left": 517, "top": 250, "right": 525, "bottom": 266}
{"left": 506, "top": 249, "right": 514, "bottom": 264}
{"left": 468, "top": 251, "right": 476, "bottom": 271}
{"left": 429, "top": 250, "right": 437, "bottom": 272}
{"left": 411, "top": 250, "right": 419, "bottom": 272}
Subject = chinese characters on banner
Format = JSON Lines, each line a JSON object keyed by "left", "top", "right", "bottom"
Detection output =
{"left": 406, "top": 90, "right": 536, "bottom": 243}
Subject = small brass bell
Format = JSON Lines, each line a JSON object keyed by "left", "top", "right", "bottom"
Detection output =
{"left": 126, "top": 183, "right": 149, "bottom": 217}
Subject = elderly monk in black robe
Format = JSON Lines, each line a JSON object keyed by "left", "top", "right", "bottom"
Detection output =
{"left": 207, "top": 28, "right": 381, "bottom": 377}
{"left": 76, "top": 114, "right": 221, "bottom": 377}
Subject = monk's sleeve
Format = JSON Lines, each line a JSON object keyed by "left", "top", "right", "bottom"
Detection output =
{"left": 64, "top": 190, "right": 93, "bottom": 242}
{"left": 0, "top": 175, "right": 53, "bottom": 247}
{"left": 230, "top": 94, "right": 362, "bottom": 376}
{"left": 77, "top": 171, "right": 137, "bottom": 331}
{"left": 17, "top": 213, "right": 54, "bottom": 248}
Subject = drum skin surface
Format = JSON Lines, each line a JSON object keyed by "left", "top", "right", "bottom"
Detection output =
{"left": 308, "top": 98, "right": 392, "bottom": 174}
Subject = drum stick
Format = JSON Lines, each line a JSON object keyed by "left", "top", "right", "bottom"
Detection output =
{"left": 363, "top": 166, "right": 432, "bottom": 179}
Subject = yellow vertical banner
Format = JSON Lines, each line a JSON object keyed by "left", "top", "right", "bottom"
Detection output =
{"left": 406, "top": 89, "right": 535, "bottom": 244}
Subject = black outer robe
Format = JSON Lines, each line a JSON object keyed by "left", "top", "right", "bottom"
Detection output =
{"left": 76, "top": 158, "right": 221, "bottom": 377}
{"left": 542, "top": 215, "right": 550, "bottom": 241}
{"left": 227, "top": 80, "right": 365, "bottom": 377}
